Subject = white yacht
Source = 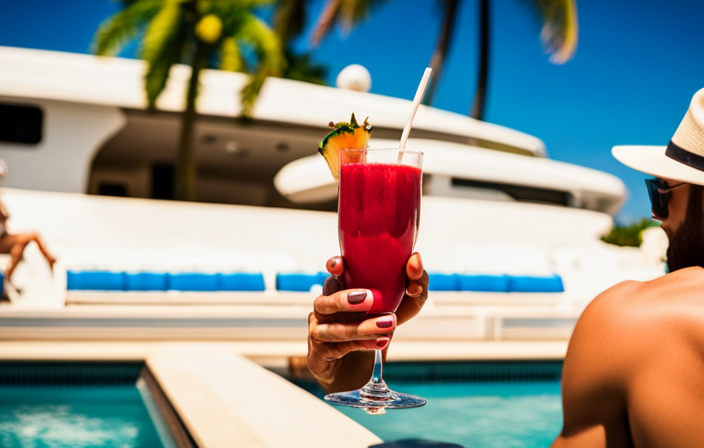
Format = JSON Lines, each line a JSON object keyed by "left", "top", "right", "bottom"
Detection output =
{"left": 0, "top": 46, "right": 664, "bottom": 341}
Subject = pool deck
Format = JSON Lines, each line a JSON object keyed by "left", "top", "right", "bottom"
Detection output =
{"left": 0, "top": 339, "right": 568, "bottom": 448}
{"left": 0, "top": 289, "right": 575, "bottom": 447}
{"left": 0, "top": 289, "right": 582, "bottom": 342}
{"left": 0, "top": 272, "right": 578, "bottom": 448}
{"left": 0, "top": 261, "right": 579, "bottom": 447}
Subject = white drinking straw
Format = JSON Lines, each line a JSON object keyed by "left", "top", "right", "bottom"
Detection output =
{"left": 398, "top": 67, "right": 432, "bottom": 161}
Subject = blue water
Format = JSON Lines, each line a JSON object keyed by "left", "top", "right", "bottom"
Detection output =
{"left": 0, "top": 386, "right": 164, "bottom": 448}
{"left": 330, "top": 381, "right": 563, "bottom": 448}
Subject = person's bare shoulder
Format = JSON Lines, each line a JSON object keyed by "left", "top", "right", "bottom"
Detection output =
{"left": 580, "top": 267, "right": 704, "bottom": 331}
{"left": 601, "top": 267, "right": 704, "bottom": 337}
{"left": 557, "top": 278, "right": 661, "bottom": 443}
{"left": 566, "top": 278, "right": 644, "bottom": 379}
{"left": 556, "top": 269, "right": 704, "bottom": 446}
{"left": 569, "top": 269, "right": 704, "bottom": 374}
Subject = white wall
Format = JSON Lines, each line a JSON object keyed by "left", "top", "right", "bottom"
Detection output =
{"left": 0, "top": 97, "right": 125, "bottom": 193}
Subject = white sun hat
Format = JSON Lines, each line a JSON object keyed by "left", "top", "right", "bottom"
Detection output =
{"left": 613, "top": 88, "right": 704, "bottom": 186}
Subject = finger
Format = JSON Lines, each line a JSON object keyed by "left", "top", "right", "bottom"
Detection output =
{"left": 397, "top": 270, "right": 429, "bottom": 325}
{"left": 406, "top": 252, "right": 424, "bottom": 281}
{"left": 406, "top": 282, "right": 423, "bottom": 298}
{"left": 322, "top": 275, "right": 344, "bottom": 296}
{"left": 326, "top": 256, "right": 344, "bottom": 276}
{"left": 405, "top": 265, "right": 428, "bottom": 298}
{"left": 313, "top": 337, "right": 391, "bottom": 361}
{"left": 313, "top": 289, "right": 373, "bottom": 315}
{"left": 311, "top": 314, "right": 396, "bottom": 343}
{"left": 361, "top": 337, "right": 390, "bottom": 351}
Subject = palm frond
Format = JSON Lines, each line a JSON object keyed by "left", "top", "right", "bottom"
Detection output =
{"left": 272, "top": 0, "right": 307, "bottom": 44}
{"left": 240, "top": 69, "right": 268, "bottom": 119}
{"left": 518, "top": 0, "right": 578, "bottom": 64}
{"left": 235, "top": 14, "right": 285, "bottom": 118}
{"left": 92, "top": 0, "right": 162, "bottom": 56}
{"left": 140, "top": 0, "right": 188, "bottom": 107}
{"left": 220, "top": 36, "right": 245, "bottom": 72}
{"left": 312, "top": 0, "right": 342, "bottom": 46}
{"left": 283, "top": 49, "right": 328, "bottom": 86}
{"left": 312, "top": 0, "right": 388, "bottom": 46}
{"left": 338, "top": 0, "right": 388, "bottom": 30}
{"left": 204, "top": 0, "right": 276, "bottom": 29}
{"left": 236, "top": 14, "right": 285, "bottom": 77}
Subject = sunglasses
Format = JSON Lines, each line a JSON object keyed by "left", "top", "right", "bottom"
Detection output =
{"left": 644, "top": 178, "right": 686, "bottom": 219}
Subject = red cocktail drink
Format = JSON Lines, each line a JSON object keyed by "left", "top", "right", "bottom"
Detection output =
{"left": 325, "top": 148, "right": 426, "bottom": 414}
{"left": 338, "top": 162, "right": 421, "bottom": 315}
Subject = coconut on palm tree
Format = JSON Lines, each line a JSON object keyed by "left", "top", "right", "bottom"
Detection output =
{"left": 93, "top": 0, "right": 285, "bottom": 201}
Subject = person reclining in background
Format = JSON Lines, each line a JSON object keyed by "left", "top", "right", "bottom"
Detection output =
{"left": 308, "top": 88, "right": 704, "bottom": 447}
{"left": 0, "top": 161, "right": 55, "bottom": 285}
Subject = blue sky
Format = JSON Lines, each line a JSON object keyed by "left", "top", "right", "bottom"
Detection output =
{"left": 2, "top": 0, "right": 704, "bottom": 223}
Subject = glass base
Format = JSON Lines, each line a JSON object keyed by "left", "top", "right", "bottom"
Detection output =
{"left": 325, "top": 379, "right": 426, "bottom": 415}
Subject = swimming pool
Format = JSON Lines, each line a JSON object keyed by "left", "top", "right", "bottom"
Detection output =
{"left": 289, "top": 361, "right": 563, "bottom": 448}
{"left": 0, "top": 362, "right": 189, "bottom": 448}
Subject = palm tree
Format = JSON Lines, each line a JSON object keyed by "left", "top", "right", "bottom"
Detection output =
{"left": 271, "top": 0, "right": 391, "bottom": 85}
{"left": 305, "top": 0, "right": 577, "bottom": 121}
{"left": 93, "top": 0, "right": 285, "bottom": 201}
{"left": 310, "top": 0, "right": 389, "bottom": 46}
{"left": 423, "top": 0, "right": 460, "bottom": 107}
{"left": 470, "top": 0, "right": 578, "bottom": 120}
{"left": 272, "top": 0, "right": 329, "bottom": 85}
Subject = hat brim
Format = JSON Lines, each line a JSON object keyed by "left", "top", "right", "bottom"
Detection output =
{"left": 613, "top": 145, "right": 704, "bottom": 187}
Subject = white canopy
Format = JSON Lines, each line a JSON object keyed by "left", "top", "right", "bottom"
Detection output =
{"left": 274, "top": 138, "right": 626, "bottom": 215}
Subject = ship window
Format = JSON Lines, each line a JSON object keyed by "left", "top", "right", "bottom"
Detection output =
{"left": 98, "top": 183, "right": 128, "bottom": 197}
{"left": 0, "top": 104, "right": 43, "bottom": 145}
{"left": 451, "top": 178, "right": 572, "bottom": 206}
{"left": 151, "top": 163, "right": 174, "bottom": 200}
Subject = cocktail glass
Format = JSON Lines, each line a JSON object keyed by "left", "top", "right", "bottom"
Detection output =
{"left": 324, "top": 148, "right": 426, "bottom": 415}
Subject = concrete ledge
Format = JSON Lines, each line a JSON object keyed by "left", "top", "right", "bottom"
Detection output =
{"left": 0, "top": 340, "right": 568, "bottom": 363}
{"left": 147, "top": 351, "right": 381, "bottom": 448}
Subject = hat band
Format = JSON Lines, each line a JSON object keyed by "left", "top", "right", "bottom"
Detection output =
{"left": 665, "top": 140, "right": 704, "bottom": 172}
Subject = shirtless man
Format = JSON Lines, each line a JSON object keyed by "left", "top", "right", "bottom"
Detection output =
{"left": 552, "top": 89, "right": 704, "bottom": 447}
{"left": 309, "top": 88, "right": 704, "bottom": 447}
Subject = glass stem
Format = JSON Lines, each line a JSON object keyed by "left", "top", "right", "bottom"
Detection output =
{"left": 370, "top": 349, "right": 384, "bottom": 384}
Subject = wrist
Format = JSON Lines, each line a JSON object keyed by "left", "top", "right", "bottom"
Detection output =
{"left": 307, "top": 355, "right": 342, "bottom": 387}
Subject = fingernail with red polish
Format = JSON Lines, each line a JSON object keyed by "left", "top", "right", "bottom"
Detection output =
{"left": 376, "top": 316, "right": 394, "bottom": 328}
{"left": 330, "top": 257, "right": 339, "bottom": 268}
{"left": 347, "top": 291, "right": 367, "bottom": 304}
{"left": 375, "top": 337, "right": 390, "bottom": 349}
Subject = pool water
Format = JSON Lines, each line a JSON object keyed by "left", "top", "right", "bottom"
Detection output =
{"left": 0, "top": 386, "right": 165, "bottom": 448}
{"left": 290, "top": 361, "right": 564, "bottom": 448}
{"left": 335, "top": 381, "right": 562, "bottom": 448}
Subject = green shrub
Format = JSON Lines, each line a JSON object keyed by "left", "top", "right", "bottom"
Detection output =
{"left": 600, "top": 218, "right": 659, "bottom": 247}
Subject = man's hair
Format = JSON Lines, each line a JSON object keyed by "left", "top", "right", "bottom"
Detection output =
{"left": 687, "top": 184, "right": 704, "bottom": 229}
